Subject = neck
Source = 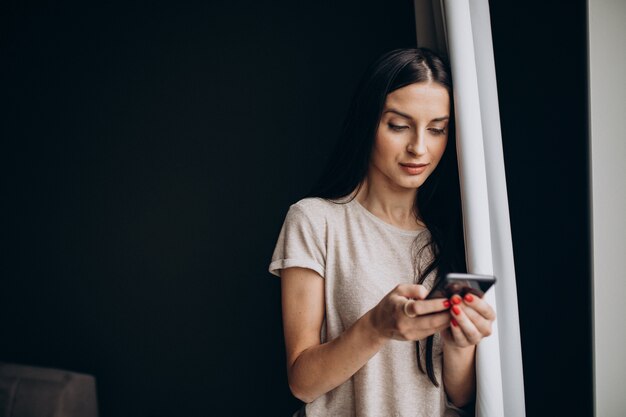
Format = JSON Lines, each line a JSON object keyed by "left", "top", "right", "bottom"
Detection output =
{"left": 352, "top": 175, "right": 424, "bottom": 229}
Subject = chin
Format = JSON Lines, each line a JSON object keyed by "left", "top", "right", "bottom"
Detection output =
{"left": 381, "top": 170, "right": 428, "bottom": 190}
{"left": 396, "top": 178, "right": 426, "bottom": 190}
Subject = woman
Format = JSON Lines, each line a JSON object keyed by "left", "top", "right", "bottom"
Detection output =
{"left": 269, "top": 48, "right": 496, "bottom": 417}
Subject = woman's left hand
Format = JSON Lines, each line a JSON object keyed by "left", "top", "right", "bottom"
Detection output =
{"left": 441, "top": 293, "right": 496, "bottom": 348}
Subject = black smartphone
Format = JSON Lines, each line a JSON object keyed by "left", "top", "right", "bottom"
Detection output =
{"left": 426, "top": 273, "right": 496, "bottom": 299}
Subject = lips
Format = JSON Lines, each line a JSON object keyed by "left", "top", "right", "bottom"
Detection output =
{"left": 400, "top": 163, "right": 428, "bottom": 168}
{"left": 399, "top": 162, "right": 429, "bottom": 175}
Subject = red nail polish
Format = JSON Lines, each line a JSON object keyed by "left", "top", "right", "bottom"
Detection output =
{"left": 451, "top": 318, "right": 458, "bottom": 327}
{"left": 452, "top": 306, "right": 461, "bottom": 315}
{"left": 451, "top": 295, "right": 462, "bottom": 305}
{"left": 464, "top": 294, "right": 474, "bottom": 303}
{"left": 443, "top": 300, "right": 451, "bottom": 308}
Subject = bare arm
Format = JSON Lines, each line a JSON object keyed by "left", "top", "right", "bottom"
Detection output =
{"left": 442, "top": 293, "right": 496, "bottom": 407}
{"left": 443, "top": 342, "right": 476, "bottom": 407}
{"left": 281, "top": 267, "right": 387, "bottom": 402}
{"left": 281, "top": 267, "right": 451, "bottom": 403}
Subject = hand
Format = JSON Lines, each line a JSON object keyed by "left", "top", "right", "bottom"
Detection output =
{"left": 368, "top": 284, "right": 451, "bottom": 342}
{"left": 442, "top": 293, "right": 496, "bottom": 348}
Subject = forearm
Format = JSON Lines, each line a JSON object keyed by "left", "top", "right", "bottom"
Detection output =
{"left": 288, "top": 310, "right": 388, "bottom": 403}
{"left": 442, "top": 342, "right": 476, "bottom": 407}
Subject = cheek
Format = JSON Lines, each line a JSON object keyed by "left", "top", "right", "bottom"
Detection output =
{"left": 433, "top": 138, "right": 448, "bottom": 161}
{"left": 373, "top": 131, "right": 396, "bottom": 160}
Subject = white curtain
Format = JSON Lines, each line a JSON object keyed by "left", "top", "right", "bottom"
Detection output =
{"left": 413, "top": 1, "right": 526, "bottom": 416}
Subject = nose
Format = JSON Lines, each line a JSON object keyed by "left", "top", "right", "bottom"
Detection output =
{"left": 407, "top": 131, "right": 427, "bottom": 156}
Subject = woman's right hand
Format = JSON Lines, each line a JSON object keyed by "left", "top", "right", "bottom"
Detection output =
{"left": 282, "top": 270, "right": 449, "bottom": 403}
{"left": 368, "top": 284, "right": 452, "bottom": 342}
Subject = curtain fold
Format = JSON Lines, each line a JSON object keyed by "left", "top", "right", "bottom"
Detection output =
{"left": 414, "top": 1, "right": 525, "bottom": 416}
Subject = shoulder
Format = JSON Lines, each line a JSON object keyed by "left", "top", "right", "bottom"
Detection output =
{"left": 282, "top": 197, "right": 351, "bottom": 234}
{"left": 291, "top": 196, "right": 340, "bottom": 210}
{"left": 289, "top": 197, "right": 346, "bottom": 220}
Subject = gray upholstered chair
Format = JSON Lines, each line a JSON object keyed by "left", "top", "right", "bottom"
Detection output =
{"left": 0, "top": 362, "right": 98, "bottom": 417}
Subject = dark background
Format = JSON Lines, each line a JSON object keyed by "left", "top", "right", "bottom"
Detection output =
{"left": 1, "top": 1, "right": 592, "bottom": 416}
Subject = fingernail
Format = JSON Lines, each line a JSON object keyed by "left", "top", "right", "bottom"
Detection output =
{"left": 451, "top": 295, "right": 462, "bottom": 305}
{"left": 452, "top": 306, "right": 461, "bottom": 315}
{"left": 451, "top": 318, "right": 458, "bottom": 327}
{"left": 464, "top": 294, "right": 474, "bottom": 303}
{"left": 443, "top": 300, "right": 451, "bottom": 308}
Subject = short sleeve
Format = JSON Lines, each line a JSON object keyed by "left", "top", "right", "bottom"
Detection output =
{"left": 268, "top": 202, "right": 327, "bottom": 278}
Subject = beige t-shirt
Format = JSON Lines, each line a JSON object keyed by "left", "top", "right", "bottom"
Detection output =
{"left": 269, "top": 197, "right": 463, "bottom": 417}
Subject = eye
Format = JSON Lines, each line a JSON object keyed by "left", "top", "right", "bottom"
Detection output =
{"left": 429, "top": 128, "right": 446, "bottom": 136}
{"left": 388, "top": 123, "right": 409, "bottom": 132}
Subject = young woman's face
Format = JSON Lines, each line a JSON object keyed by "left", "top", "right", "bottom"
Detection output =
{"left": 370, "top": 81, "right": 450, "bottom": 190}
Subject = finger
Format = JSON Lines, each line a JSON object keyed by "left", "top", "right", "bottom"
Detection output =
{"left": 406, "top": 324, "right": 450, "bottom": 342}
{"left": 395, "top": 284, "right": 429, "bottom": 300}
{"left": 410, "top": 311, "right": 450, "bottom": 336}
{"left": 463, "top": 306, "right": 493, "bottom": 337}
{"left": 449, "top": 317, "right": 470, "bottom": 347}
{"left": 424, "top": 311, "right": 453, "bottom": 331}
{"left": 402, "top": 297, "right": 452, "bottom": 317}
{"left": 450, "top": 294, "right": 463, "bottom": 306}
{"left": 450, "top": 304, "right": 483, "bottom": 345}
{"left": 462, "top": 293, "right": 496, "bottom": 321}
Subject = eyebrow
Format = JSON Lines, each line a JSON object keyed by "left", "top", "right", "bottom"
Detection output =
{"left": 384, "top": 108, "right": 449, "bottom": 122}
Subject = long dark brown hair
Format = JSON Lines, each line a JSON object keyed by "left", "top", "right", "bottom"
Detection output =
{"left": 306, "top": 47, "right": 466, "bottom": 386}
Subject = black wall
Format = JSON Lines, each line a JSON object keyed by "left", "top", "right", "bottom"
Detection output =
{"left": 2, "top": 1, "right": 592, "bottom": 416}
{"left": 490, "top": 2, "right": 592, "bottom": 416}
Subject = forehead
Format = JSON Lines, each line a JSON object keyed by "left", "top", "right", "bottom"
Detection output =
{"left": 384, "top": 82, "right": 450, "bottom": 118}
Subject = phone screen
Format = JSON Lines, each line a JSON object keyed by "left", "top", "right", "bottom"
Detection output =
{"left": 426, "top": 273, "right": 496, "bottom": 299}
